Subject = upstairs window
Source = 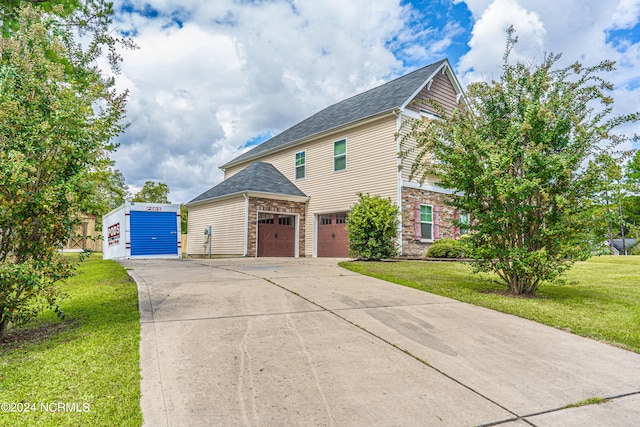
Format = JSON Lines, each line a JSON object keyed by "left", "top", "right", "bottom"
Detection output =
{"left": 334, "top": 139, "right": 346, "bottom": 171}
{"left": 295, "top": 151, "right": 305, "bottom": 180}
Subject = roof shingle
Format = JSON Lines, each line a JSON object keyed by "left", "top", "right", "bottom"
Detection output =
{"left": 222, "top": 59, "right": 448, "bottom": 168}
{"left": 188, "top": 162, "right": 306, "bottom": 205}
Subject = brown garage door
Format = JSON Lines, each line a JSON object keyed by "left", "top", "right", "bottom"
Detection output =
{"left": 257, "top": 213, "right": 295, "bottom": 257}
{"left": 317, "top": 212, "right": 349, "bottom": 257}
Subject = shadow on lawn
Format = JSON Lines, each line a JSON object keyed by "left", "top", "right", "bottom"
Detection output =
{"left": 0, "top": 281, "right": 138, "bottom": 354}
{"left": 0, "top": 319, "right": 79, "bottom": 351}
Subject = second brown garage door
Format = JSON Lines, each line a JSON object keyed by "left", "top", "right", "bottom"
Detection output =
{"left": 258, "top": 213, "right": 296, "bottom": 257}
{"left": 317, "top": 212, "right": 349, "bottom": 257}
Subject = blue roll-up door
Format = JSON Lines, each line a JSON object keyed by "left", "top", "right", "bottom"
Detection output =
{"left": 130, "top": 211, "right": 178, "bottom": 256}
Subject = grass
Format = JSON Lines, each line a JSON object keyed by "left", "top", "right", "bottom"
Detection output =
{"left": 0, "top": 254, "right": 142, "bottom": 427}
{"left": 563, "top": 396, "right": 608, "bottom": 409}
{"left": 339, "top": 256, "right": 640, "bottom": 354}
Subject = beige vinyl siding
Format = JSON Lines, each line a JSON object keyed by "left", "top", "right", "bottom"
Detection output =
{"left": 187, "top": 197, "right": 245, "bottom": 256}
{"left": 225, "top": 115, "right": 399, "bottom": 256}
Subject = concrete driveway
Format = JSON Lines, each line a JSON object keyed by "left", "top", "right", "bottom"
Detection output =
{"left": 122, "top": 257, "right": 640, "bottom": 426}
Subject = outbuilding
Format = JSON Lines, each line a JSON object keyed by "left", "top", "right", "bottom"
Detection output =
{"left": 102, "top": 202, "right": 182, "bottom": 260}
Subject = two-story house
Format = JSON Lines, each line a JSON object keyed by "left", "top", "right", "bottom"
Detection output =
{"left": 186, "top": 59, "right": 464, "bottom": 257}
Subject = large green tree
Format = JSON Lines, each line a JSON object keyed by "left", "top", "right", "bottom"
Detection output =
{"left": 0, "top": 5, "right": 128, "bottom": 338}
{"left": 89, "top": 167, "right": 130, "bottom": 215}
{"left": 401, "top": 29, "right": 639, "bottom": 294}
{"left": 132, "top": 181, "right": 171, "bottom": 204}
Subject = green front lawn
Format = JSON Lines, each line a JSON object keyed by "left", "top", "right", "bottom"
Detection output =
{"left": 340, "top": 256, "right": 640, "bottom": 354}
{"left": 0, "top": 255, "right": 142, "bottom": 427}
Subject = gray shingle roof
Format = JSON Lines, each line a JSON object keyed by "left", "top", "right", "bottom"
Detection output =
{"left": 612, "top": 239, "right": 638, "bottom": 252}
{"left": 222, "top": 59, "right": 448, "bottom": 168}
{"left": 188, "top": 162, "right": 306, "bottom": 205}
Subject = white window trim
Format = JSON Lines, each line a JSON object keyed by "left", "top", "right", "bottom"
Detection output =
{"left": 459, "top": 212, "right": 470, "bottom": 234}
{"left": 419, "top": 108, "right": 441, "bottom": 120}
{"left": 333, "top": 138, "right": 347, "bottom": 172}
{"left": 295, "top": 150, "right": 306, "bottom": 180}
{"left": 420, "top": 203, "right": 433, "bottom": 241}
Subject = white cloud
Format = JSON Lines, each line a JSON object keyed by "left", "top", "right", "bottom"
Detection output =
{"left": 459, "top": 0, "right": 547, "bottom": 82}
{"left": 111, "top": 21, "right": 242, "bottom": 198}
{"left": 108, "top": 0, "right": 447, "bottom": 202}
{"left": 106, "top": 0, "right": 640, "bottom": 203}
{"left": 458, "top": 0, "right": 640, "bottom": 74}
{"left": 458, "top": 0, "right": 546, "bottom": 82}
{"left": 612, "top": 0, "right": 640, "bottom": 29}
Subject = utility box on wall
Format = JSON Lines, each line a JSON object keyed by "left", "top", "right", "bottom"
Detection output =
{"left": 103, "top": 202, "right": 182, "bottom": 260}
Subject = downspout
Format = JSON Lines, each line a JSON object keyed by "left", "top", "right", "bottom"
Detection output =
{"left": 394, "top": 108, "right": 404, "bottom": 255}
{"left": 243, "top": 193, "right": 249, "bottom": 256}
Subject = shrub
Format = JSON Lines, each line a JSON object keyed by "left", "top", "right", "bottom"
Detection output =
{"left": 346, "top": 193, "right": 399, "bottom": 260}
{"left": 426, "top": 238, "right": 469, "bottom": 259}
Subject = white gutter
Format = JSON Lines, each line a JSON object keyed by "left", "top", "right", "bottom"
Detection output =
{"left": 394, "top": 108, "right": 404, "bottom": 254}
{"left": 186, "top": 190, "right": 308, "bottom": 208}
{"left": 402, "top": 180, "right": 459, "bottom": 195}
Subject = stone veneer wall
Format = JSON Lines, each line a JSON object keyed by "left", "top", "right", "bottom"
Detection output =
{"left": 247, "top": 197, "right": 307, "bottom": 257}
{"left": 401, "top": 187, "right": 458, "bottom": 257}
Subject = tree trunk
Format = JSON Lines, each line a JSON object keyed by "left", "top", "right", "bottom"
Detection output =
{"left": 606, "top": 191, "right": 614, "bottom": 254}
{"left": 619, "top": 199, "right": 626, "bottom": 255}
{"left": 0, "top": 318, "right": 8, "bottom": 340}
{"left": 506, "top": 272, "right": 537, "bottom": 295}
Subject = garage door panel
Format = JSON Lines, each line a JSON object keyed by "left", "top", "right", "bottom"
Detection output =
{"left": 130, "top": 211, "right": 178, "bottom": 256}
{"left": 317, "top": 212, "right": 349, "bottom": 257}
{"left": 258, "top": 214, "right": 295, "bottom": 257}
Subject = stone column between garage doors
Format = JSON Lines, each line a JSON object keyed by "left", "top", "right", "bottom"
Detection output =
{"left": 246, "top": 197, "right": 307, "bottom": 257}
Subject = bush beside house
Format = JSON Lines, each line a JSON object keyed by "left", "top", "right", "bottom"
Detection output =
{"left": 425, "top": 238, "right": 470, "bottom": 259}
{"left": 346, "top": 193, "right": 399, "bottom": 260}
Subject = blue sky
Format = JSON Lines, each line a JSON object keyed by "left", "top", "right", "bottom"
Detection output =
{"left": 107, "top": 0, "right": 640, "bottom": 202}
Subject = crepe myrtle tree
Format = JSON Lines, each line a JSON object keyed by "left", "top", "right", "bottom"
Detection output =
{"left": 0, "top": 5, "right": 129, "bottom": 338}
{"left": 346, "top": 193, "right": 399, "bottom": 260}
{"left": 400, "top": 27, "right": 639, "bottom": 295}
